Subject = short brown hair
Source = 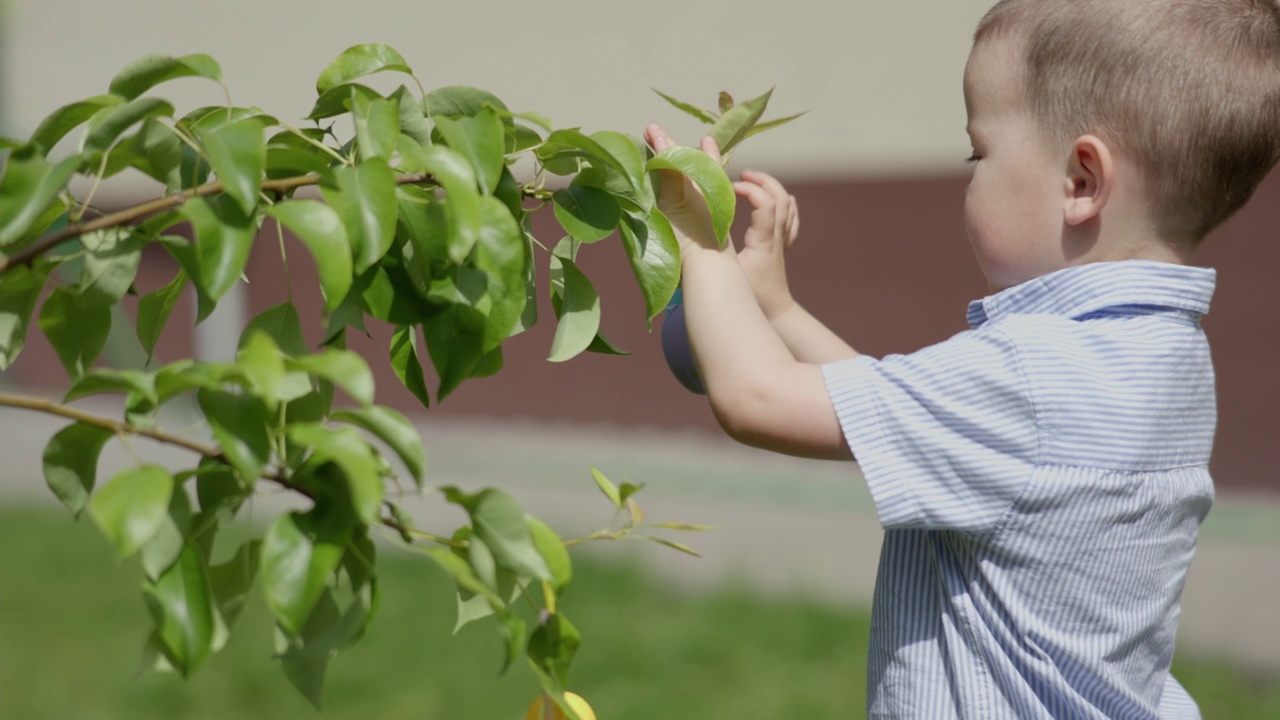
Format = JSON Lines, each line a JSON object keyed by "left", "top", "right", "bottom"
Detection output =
{"left": 976, "top": 0, "right": 1280, "bottom": 242}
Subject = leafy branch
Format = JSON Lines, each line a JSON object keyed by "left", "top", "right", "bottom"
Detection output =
{"left": 0, "top": 42, "right": 801, "bottom": 718}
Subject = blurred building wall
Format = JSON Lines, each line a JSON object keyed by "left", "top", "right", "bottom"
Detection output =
{"left": 3, "top": 1, "right": 1278, "bottom": 491}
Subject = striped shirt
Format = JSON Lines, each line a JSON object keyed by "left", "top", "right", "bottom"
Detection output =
{"left": 823, "top": 261, "right": 1216, "bottom": 719}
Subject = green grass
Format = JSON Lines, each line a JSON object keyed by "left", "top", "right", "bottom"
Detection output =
{"left": 0, "top": 504, "right": 1275, "bottom": 720}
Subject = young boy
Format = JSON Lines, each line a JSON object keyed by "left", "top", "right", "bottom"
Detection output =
{"left": 644, "top": 0, "right": 1280, "bottom": 717}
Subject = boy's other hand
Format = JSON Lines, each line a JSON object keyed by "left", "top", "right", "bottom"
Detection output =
{"left": 644, "top": 124, "right": 729, "bottom": 254}
{"left": 735, "top": 170, "right": 799, "bottom": 320}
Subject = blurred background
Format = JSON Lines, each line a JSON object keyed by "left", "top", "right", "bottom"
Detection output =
{"left": 1, "top": 0, "right": 1277, "bottom": 717}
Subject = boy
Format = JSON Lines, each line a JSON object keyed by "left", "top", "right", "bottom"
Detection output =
{"left": 643, "top": 0, "right": 1280, "bottom": 717}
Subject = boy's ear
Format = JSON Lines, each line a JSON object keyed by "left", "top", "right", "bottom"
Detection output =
{"left": 1064, "top": 134, "right": 1114, "bottom": 226}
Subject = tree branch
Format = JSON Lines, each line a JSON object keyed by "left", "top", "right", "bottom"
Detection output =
{"left": 0, "top": 390, "right": 480, "bottom": 548}
{"left": 0, "top": 391, "right": 219, "bottom": 456}
{"left": 0, "top": 390, "right": 320, "bottom": 500}
{"left": 0, "top": 172, "right": 431, "bottom": 275}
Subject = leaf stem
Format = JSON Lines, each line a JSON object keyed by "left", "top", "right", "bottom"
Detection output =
{"left": 72, "top": 154, "right": 110, "bottom": 224}
{"left": 277, "top": 120, "right": 349, "bottom": 165}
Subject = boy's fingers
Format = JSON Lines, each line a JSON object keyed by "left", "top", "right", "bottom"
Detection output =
{"left": 742, "top": 169, "right": 787, "bottom": 199}
{"left": 701, "top": 136, "right": 723, "bottom": 164}
{"left": 645, "top": 123, "right": 677, "bottom": 152}
{"left": 788, "top": 196, "right": 800, "bottom": 246}
{"left": 734, "top": 181, "right": 772, "bottom": 209}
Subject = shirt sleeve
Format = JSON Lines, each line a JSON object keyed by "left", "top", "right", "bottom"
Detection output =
{"left": 822, "top": 325, "right": 1038, "bottom": 534}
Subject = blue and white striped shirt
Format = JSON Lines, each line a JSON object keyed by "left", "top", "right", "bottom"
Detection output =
{"left": 823, "top": 261, "right": 1216, "bottom": 719}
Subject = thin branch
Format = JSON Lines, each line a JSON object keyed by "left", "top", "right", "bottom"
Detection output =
{"left": 0, "top": 390, "right": 489, "bottom": 548}
{"left": 0, "top": 172, "right": 430, "bottom": 275}
{"left": 0, "top": 391, "right": 217, "bottom": 456}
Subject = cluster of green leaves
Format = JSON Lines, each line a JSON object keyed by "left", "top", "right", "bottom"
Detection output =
{"left": 0, "top": 43, "right": 791, "bottom": 716}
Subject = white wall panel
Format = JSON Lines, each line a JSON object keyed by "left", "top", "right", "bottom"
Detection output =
{"left": 2, "top": 0, "right": 995, "bottom": 194}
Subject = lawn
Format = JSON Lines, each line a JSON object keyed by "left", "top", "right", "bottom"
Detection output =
{"left": 0, "top": 504, "right": 1275, "bottom": 719}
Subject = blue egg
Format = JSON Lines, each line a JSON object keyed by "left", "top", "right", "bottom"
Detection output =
{"left": 661, "top": 299, "right": 706, "bottom": 394}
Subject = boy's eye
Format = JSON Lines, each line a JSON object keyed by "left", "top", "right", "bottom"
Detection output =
{"left": 965, "top": 154, "right": 981, "bottom": 164}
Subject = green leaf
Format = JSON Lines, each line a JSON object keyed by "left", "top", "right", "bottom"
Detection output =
{"left": 434, "top": 107, "right": 504, "bottom": 194}
{"left": 618, "top": 481, "right": 645, "bottom": 506}
{"left": 590, "top": 467, "right": 622, "bottom": 508}
{"left": 352, "top": 93, "right": 400, "bottom": 162}
{"left": 527, "top": 517, "right": 572, "bottom": 593}
{"left": 144, "top": 542, "right": 216, "bottom": 676}
{"left": 307, "top": 83, "right": 381, "bottom": 122}
{"left": 390, "top": 86, "right": 432, "bottom": 146}
{"left": 266, "top": 129, "right": 335, "bottom": 179}
{"left": 208, "top": 539, "right": 261, "bottom": 644}
{"left": 320, "top": 158, "right": 397, "bottom": 274}
{"left": 197, "top": 118, "right": 265, "bottom": 215}
{"left": 389, "top": 325, "right": 430, "bottom": 409}
{"left": 29, "top": 95, "right": 126, "bottom": 153}
{"left": 197, "top": 389, "right": 271, "bottom": 486}
{"left": 528, "top": 613, "right": 581, "bottom": 687}
{"left": 242, "top": 303, "right": 309, "bottom": 356}
{"left": 195, "top": 460, "right": 248, "bottom": 523}
{"left": 421, "top": 271, "right": 487, "bottom": 401}
{"left": 109, "top": 53, "right": 223, "bottom": 100}
{"left": 552, "top": 186, "right": 620, "bottom": 244}
{"left": 79, "top": 228, "right": 143, "bottom": 303}
{"left": 0, "top": 148, "right": 80, "bottom": 247}
{"left": 182, "top": 194, "right": 255, "bottom": 301}
{"left": 709, "top": 87, "right": 772, "bottom": 156}
{"left": 88, "top": 465, "right": 173, "bottom": 558}
{"left": 473, "top": 196, "right": 527, "bottom": 351}
{"left": 498, "top": 611, "right": 527, "bottom": 676}
{"left": 316, "top": 44, "right": 413, "bottom": 95}
{"left": 547, "top": 254, "right": 600, "bottom": 363}
{"left": 136, "top": 268, "right": 187, "bottom": 364}
{"left": 0, "top": 265, "right": 47, "bottom": 370}
{"left": 64, "top": 368, "right": 156, "bottom": 405}
{"left": 141, "top": 489, "right": 192, "bottom": 581}
{"left": 586, "top": 331, "right": 630, "bottom": 356}
{"left": 644, "top": 535, "right": 702, "bottom": 557}
{"left": 422, "top": 546, "right": 502, "bottom": 604}
{"left": 647, "top": 521, "right": 717, "bottom": 531}
{"left": 157, "top": 236, "right": 217, "bottom": 323}
{"left": 465, "top": 489, "right": 552, "bottom": 580}
{"left": 618, "top": 210, "right": 681, "bottom": 323}
{"left": 651, "top": 88, "right": 717, "bottom": 124}
{"left": 286, "top": 349, "right": 375, "bottom": 407}
{"left": 177, "top": 105, "right": 275, "bottom": 137}
{"left": 719, "top": 91, "right": 735, "bottom": 115}
{"left": 398, "top": 187, "right": 448, "bottom": 291}
{"left": 425, "top": 86, "right": 509, "bottom": 119}
{"left": 744, "top": 111, "right": 807, "bottom": 139}
{"left": 398, "top": 140, "right": 482, "bottom": 263}
{"left": 331, "top": 406, "right": 425, "bottom": 484}
{"left": 42, "top": 422, "right": 114, "bottom": 517}
{"left": 590, "top": 131, "right": 654, "bottom": 209}
{"left": 261, "top": 511, "right": 348, "bottom": 637}
{"left": 130, "top": 117, "right": 184, "bottom": 188}
{"left": 536, "top": 129, "right": 628, "bottom": 177}
{"left": 236, "top": 330, "right": 299, "bottom": 408}
{"left": 646, "top": 147, "right": 736, "bottom": 247}
{"left": 38, "top": 288, "right": 111, "bottom": 378}
{"left": 82, "top": 97, "right": 175, "bottom": 155}
{"left": 288, "top": 424, "right": 384, "bottom": 524}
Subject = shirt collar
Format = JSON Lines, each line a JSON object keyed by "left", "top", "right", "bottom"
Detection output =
{"left": 966, "top": 260, "right": 1217, "bottom": 329}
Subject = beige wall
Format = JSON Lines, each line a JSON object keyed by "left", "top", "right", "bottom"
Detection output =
{"left": 4, "top": 0, "right": 995, "bottom": 197}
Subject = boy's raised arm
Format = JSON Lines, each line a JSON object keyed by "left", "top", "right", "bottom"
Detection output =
{"left": 733, "top": 171, "right": 859, "bottom": 365}
{"left": 645, "top": 124, "right": 852, "bottom": 461}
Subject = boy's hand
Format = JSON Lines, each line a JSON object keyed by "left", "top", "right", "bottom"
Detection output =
{"left": 644, "top": 124, "right": 730, "bottom": 254}
{"left": 734, "top": 170, "right": 799, "bottom": 320}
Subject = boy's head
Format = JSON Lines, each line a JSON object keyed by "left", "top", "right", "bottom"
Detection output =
{"left": 972, "top": 0, "right": 1280, "bottom": 247}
